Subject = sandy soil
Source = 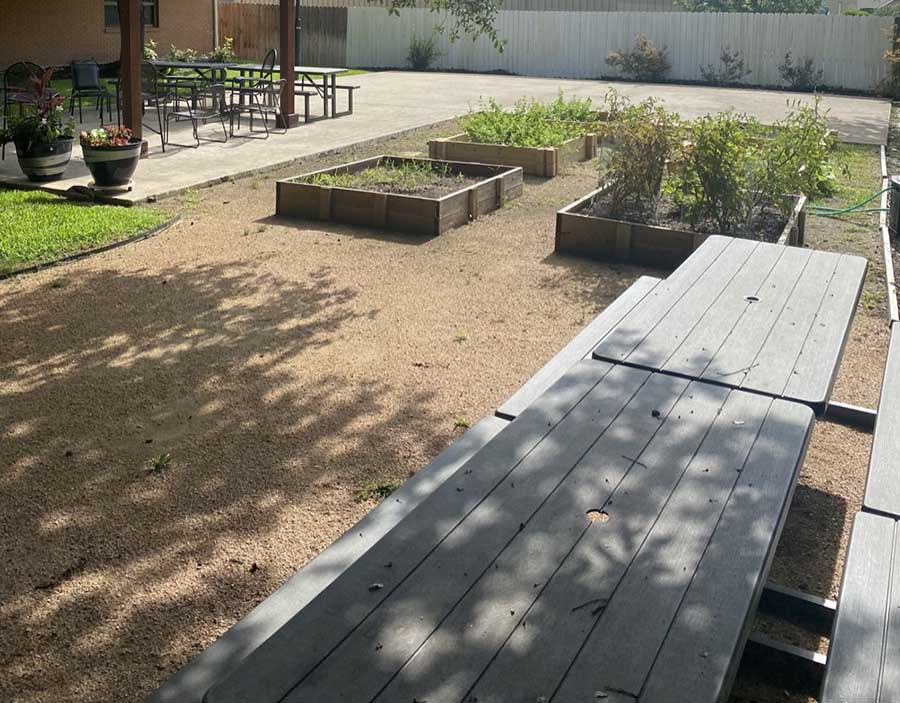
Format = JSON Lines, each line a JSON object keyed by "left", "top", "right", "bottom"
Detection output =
{"left": 0, "top": 122, "right": 890, "bottom": 703}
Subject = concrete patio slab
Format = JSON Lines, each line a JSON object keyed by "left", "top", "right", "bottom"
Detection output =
{"left": 0, "top": 71, "right": 888, "bottom": 204}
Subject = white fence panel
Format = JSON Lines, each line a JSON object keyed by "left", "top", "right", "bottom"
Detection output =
{"left": 346, "top": 9, "right": 892, "bottom": 91}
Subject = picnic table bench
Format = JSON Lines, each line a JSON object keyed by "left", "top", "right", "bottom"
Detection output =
{"left": 591, "top": 235, "right": 866, "bottom": 414}
{"left": 229, "top": 64, "right": 350, "bottom": 120}
{"left": 204, "top": 360, "right": 814, "bottom": 703}
{"left": 863, "top": 322, "right": 900, "bottom": 518}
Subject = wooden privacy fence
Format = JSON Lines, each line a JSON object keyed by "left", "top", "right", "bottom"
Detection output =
{"left": 218, "top": 1, "right": 347, "bottom": 66}
{"left": 346, "top": 9, "right": 892, "bottom": 92}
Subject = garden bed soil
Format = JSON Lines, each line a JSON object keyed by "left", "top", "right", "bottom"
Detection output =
{"left": 428, "top": 132, "right": 598, "bottom": 178}
{"left": 276, "top": 156, "right": 523, "bottom": 236}
{"left": 556, "top": 184, "right": 807, "bottom": 268}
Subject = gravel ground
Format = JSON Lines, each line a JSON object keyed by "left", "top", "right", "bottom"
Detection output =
{"left": 0, "top": 122, "right": 890, "bottom": 703}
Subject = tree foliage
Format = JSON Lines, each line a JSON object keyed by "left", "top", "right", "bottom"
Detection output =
{"left": 674, "top": 0, "right": 824, "bottom": 12}
{"left": 386, "top": 0, "right": 506, "bottom": 51}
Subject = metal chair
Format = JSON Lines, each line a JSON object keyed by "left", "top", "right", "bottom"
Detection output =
{"left": 2, "top": 61, "right": 44, "bottom": 160}
{"left": 166, "top": 83, "right": 228, "bottom": 148}
{"left": 69, "top": 60, "right": 112, "bottom": 124}
{"left": 228, "top": 50, "right": 287, "bottom": 138}
{"left": 140, "top": 61, "right": 173, "bottom": 152}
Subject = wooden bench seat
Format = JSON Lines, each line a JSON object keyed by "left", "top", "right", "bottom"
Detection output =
{"left": 496, "top": 275, "right": 661, "bottom": 420}
{"left": 332, "top": 84, "right": 359, "bottom": 114}
{"left": 293, "top": 89, "right": 316, "bottom": 123}
{"left": 863, "top": 322, "right": 900, "bottom": 518}
{"left": 820, "top": 510, "right": 900, "bottom": 703}
{"left": 146, "top": 415, "right": 509, "bottom": 703}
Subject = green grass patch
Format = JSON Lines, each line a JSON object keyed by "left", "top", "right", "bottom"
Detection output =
{"left": 356, "top": 480, "right": 400, "bottom": 503}
{"left": 0, "top": 189, "right": 168, "bottom": 273}
{"left": 811, "top": 143, "right": 883, "bottom": 217}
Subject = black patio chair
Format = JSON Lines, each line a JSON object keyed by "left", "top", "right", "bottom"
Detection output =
{"left": 166, "top": 83, "right": 228, "bottom": 148}
{"left": 140, "top": 61, "right": 173, "bottom": 152}
{"left": 2, "top": 61, "right": 45, "bottom": 160}
{"left": 69, "top": 60, "right": 113, "bottom": 124}
{"left": 228, "top": 50, "right": 287, "bottom": 138}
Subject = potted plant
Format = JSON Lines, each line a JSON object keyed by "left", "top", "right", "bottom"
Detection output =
{"left": 0, "top": 67, "right": 74, "bottom": 181}
{"left": 80, "top": 126, "right": 143, "bottom": 190}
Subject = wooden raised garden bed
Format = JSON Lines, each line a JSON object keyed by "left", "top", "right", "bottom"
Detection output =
{"left": 275, "top": 156, "right": 523, "bottom": 237}
{"left": 428, "top": 133, "right": 598, "bottom": 178}
{"left": 555, "top": 185, "right": 807, "bottom": 269}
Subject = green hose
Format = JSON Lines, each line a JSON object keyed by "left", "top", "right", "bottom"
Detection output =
{"left": 810, "top": 186, "right": 890, "bottom": 217}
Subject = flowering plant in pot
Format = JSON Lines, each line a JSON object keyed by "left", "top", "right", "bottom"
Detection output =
{"left": 0, "top": 67, "right": 75, "bottom": 181}
{"left": 80, "top": 125, "right": 144, "bottom": 190}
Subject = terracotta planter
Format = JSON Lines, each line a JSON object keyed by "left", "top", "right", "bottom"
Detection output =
{"left": 15, "top": 137, "right": 73, "bottom": 182}
{"left": 82, "top": 139, "right": 143, "bottom": 189}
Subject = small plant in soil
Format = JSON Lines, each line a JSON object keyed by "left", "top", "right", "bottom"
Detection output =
{"left": 454, "top": 416, "right": 471, "bottom": 429}
{"left": 145, "top": 452, "right": 173, "bottom": 474}
{"left": 356, "top": 480, "right": 401, "bottom": 502}
{"left": 460, "top": 93, "right": 596, "bottom": 148}
{"left": 779, "top": 52, "right": 824, "bottom": 92}
{"left": 308, "top": 159, "right": 468, "bottom": 195}
{"left": 699, "top": 47, "right": 751, "bottom": 86}
{"left": 605, "top": 33, "right": 671, "bottom": 82}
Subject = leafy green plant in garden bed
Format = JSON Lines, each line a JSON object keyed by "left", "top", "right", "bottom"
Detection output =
{"left": 0, "top": 189, "right": 167, "bottom": 273}
{"left": 460, "top": 94, "right": 596, "bottom": 147}
{"left": 591, "top": 93, "right": 841, "bottom": 238}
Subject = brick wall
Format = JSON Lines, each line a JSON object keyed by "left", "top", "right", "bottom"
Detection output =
{"left": 0, "top": 0, "right": 215, "bottom": 68}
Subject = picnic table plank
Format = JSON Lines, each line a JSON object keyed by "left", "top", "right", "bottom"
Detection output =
{"left": 209, "top": 362, "right": 813, "bottom": 703}
{"left": 593, "top": 236, "right": 866, "bottom": 412}
{"left": 820, "top": 511, "right": 900, "bottom": 703}
{"left": 496, "top": 275, "right": 661, "bottom": 420}
{"left": 147, "top": 415, "right": 509, "bottom": 703}
{"left": 863, "top": 323, "right": 900, "bottom": 518}
{"left": 205, "top": 360, "right": 619, "bottom": 703}
{"left": 639, "top": 399, "right": 812, "bottom": 702}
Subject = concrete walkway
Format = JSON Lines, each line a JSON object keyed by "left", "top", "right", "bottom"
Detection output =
{"left": 0, "top": 71, "right": 889, "bottom": 203}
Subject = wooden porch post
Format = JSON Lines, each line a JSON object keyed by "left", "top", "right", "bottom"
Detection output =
{"left": 278, "top": 0, "right": 299, "bottom": 128}
{"left": 118, "top": 0, "right": 144, "bottom": 144}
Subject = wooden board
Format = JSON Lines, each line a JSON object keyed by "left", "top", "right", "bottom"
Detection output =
{"left": 496, "top": 275, "right": 662, "bottom": 420}
{"left": 592, "top": 235, "right": 867, "bottom": 414}
{"left": 555, "top": 186, "right": 807, "bottom": 269}
{"left": 863, "top": 322, "right": 900, "bottom": 519}
{"left": 820, "top": 511, "right": 900, "bottom": 703}
{"left": 146, "top": 415, "right": 509, "bottom": 703}
{"left": 275, "top": 156, "right": 523, "bottom": 236}
{"left": 428, "top": 132, "right": 597, "bottom": 177}
{"left": 206, "top": 362, "right": 814, "bottom": 703}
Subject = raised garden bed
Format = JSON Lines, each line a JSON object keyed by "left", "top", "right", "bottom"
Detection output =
{"left": 555, "top": 184, "right": 807, "bottom": 269}
{"left": 428, "top": 132, "right": 599, "bottom": 178}
{"left": 276, "top": 156, "right": 523, "bottom": 237}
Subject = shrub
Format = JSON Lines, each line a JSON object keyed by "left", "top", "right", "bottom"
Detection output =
{"left": 407, "top": 34, "right": 441, "bottom": 70}
{"left": 881, "top": 47, "right": 900, "bottom": 98}
{"left": 167, "top": 44, "right": 199, "bottom": 64}
{"left": 461, "top": 94, "right": 595, "bottom": 147}
{"left": 205, "top": 37, "right": 236, "bottom": 64}
{"left": 143, "top": 38, "right": 159, "bottom": 61}
{"left": 606, "top": 34, "right": 671, "bottom": 82}
{"left": 699, "top": 47, "right": 751, "bottom": 86}
{"left": 597, "top": 94, "right": 684, "bottom": 219}
{"left": 778, "top": 52, "right": 823, "bottom": 91}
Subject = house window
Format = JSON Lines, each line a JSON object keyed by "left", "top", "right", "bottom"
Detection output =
{"left": 104, "top": 1, "right": 160, "bottom": 29}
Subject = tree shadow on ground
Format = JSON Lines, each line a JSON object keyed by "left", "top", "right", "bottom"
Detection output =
{"left": 0, "top": 259, "right": 453, "bottom": 702}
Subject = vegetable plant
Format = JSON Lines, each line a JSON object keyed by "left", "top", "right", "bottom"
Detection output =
{"left": 460, "top": 94, "right": 595, "bottom": 147}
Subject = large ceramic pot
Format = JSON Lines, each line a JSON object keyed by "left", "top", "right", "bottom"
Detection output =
{"left": 82, "top": 139, "right": 143, "bottom": 189}
{"left": 15, "top": 137, "right": 74, "bottom": 182}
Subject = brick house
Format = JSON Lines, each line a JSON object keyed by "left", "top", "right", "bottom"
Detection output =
{"left": 0, "top": 0, "right": 216, "bottom": 68}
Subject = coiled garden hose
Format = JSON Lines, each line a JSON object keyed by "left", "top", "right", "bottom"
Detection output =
{"left": 809, "top": 186, "right": 890, "bottom": 217}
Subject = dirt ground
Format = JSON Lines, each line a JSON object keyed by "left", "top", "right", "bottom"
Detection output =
{"left": 0, "top": 122, "right": 891, "bottom": 703}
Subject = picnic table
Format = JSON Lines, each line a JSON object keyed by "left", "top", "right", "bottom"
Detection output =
{"left": 591, "top": 235, "right": 867, "bottom": 414}
{"left": 204, "top": 360, "right": 814, "bottom": 703}
{"left": 229, "top": 64, "right": 348, "bottom": 118}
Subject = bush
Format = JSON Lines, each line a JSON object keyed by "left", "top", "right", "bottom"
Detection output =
{"left": 407, "top": 34, "right": 441, "bottom": 70}
{"left": 205, "top": 37, "right": 236, "bottom": 64}
{"left": 699, "top": 47, "right": 751, "bottom": 86}
{"left": 167, "top": 44, "right": 199, "bottom": 63}
{"left": 597, "top": 94, "right": 684, "bottom": 219}
{"left": 461, "top": 94, "right": 595, "bottom": 147}
{"left": 778, "top": 52, "right": 823, "bottom": 91}
{"left": 606, "top": 34, "right": 671, "bottom": 82}
{"left": 143, "top": 38, "right": 159, "bottom": 61}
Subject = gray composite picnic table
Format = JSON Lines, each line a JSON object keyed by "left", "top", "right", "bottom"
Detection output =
{"left": 230, "top": 64, "right": 348, "bottom": 118}
{"left": 591, "top": 235, "right": 867, "bottom": 414}
{"left": 205, "top": 360, "right": 814, "bottom": 703}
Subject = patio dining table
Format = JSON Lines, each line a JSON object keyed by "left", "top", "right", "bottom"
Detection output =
{"left": 203, "top": 359, "right": 815, "bottom": 703}
{"left": 591, "top": 235, "right": 867, "bottom": 414}
{"left": 229, "top": 64, "right": 348, "bottom": 118}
